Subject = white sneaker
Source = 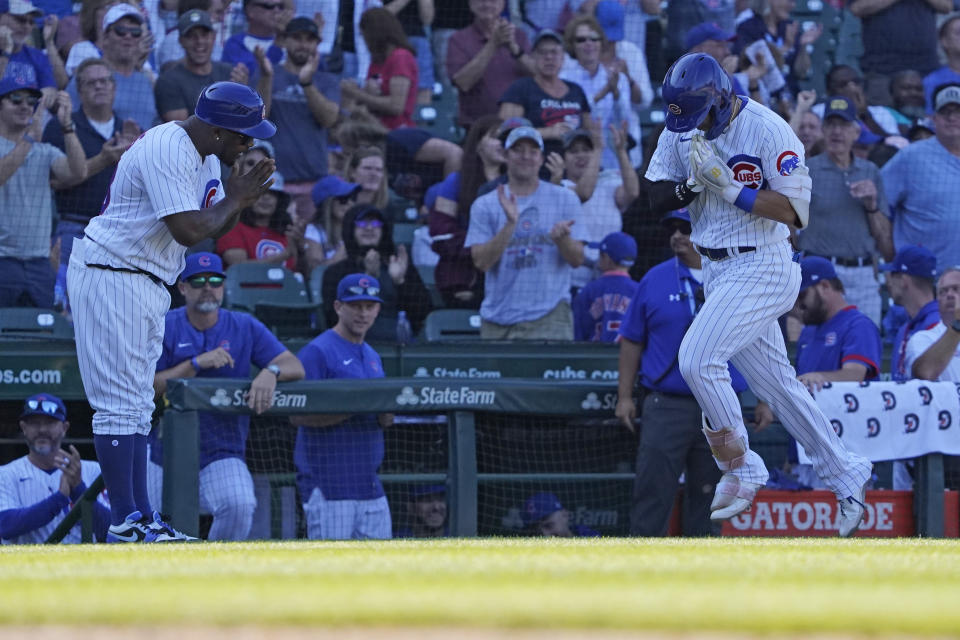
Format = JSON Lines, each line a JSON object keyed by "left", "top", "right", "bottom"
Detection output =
{"left": 838, "top": 483, "right": 868, "bottom": 537}
{"left": 147, "top": 511, "right": 200, "bottom": 542}
{"left": 710, "top": 473, "right": 763, "bottom": 521}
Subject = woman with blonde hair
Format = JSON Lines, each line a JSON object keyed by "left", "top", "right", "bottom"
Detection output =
{"left": 346, "top": 147, "right": 389, "bottom": 209}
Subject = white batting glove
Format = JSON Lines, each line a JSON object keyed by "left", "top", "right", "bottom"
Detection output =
{"left": 690, "top": 137, "right": 744, "bottom": 204}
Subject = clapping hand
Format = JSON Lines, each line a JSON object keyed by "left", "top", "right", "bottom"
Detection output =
{"left": 230, "top": 62, "right": 249, "bottom": 85}
{"left": 227, "top": 156, "right": 276, "bottom": 209}
{"left": 549, "top": 219, "right": 575, "bottom": 242}
{"left": 388, "top": 244, "right": 409, "bottom": 284}
{"left": 545, "top": 151, "right": 565, "bottom": 184}
{"left": 56, "top": 445, "right": 83, "bottom": 497}
{"left": 497, "top": 184, "right": 519, "bottom": 224}
{"left": 298, "top": 50, "right": 320, "bottom": 87}
{"left": 363, "top": 247, "right": 381, "bottom": 276}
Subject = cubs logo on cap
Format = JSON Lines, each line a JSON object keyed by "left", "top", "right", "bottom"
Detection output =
{"left": 337, "top": 273, "right": 384, "bottom": 303}
{"left": 668, "top": 104, "right": 682, "bottom": 115}
{"left": 180, "top": 252, "right": 226, "bottom": 281}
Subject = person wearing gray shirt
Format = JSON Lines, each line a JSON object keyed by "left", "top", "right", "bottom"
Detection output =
{"left": 465, "top": 126, "right": 587, "bottom": 339}
{"left": 797, "top": 96, "right": 894, "bottom": 327}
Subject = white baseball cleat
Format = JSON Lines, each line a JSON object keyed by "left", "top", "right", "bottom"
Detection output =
{"left": 837, "top": 484, "right": 868, "bottom": 538}
{"left": 710, "top": 473, "right": 763, "bottom": 521}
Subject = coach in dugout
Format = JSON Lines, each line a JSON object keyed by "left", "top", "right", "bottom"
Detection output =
{"left": 292, "top": 273, "right": 394, "bottom": 540}
{"left": 0, "top": 393, "right": 111, "bottom": 543}
{"left": 149, "top": 252, "right": 304, "bottom": 541}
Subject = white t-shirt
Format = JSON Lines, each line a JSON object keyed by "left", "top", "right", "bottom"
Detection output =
{"left": 904, "top": 322, "right": 960, "bottom": 381}
{"left": 564, "top": 171, "right": 624, "bottom": 288}
{"left": 83, "top": 121, "right": 224, "bottom": 283}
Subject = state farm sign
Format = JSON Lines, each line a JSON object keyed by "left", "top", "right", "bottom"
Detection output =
{"left": 719, "top": 490, "right": 958, "bottom": 537}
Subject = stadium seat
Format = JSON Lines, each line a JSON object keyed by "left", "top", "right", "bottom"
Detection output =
{"left": 0, "top": 308, "right": 74, "bottom": 340}
{"left": 423, "top": 309, "right": 482, "bottom": 342}
{"left": 393, "top": 222, "right": 418, "bottom": 247}
{"left": 223, "top": 264, "right": 321, "bottom": 337}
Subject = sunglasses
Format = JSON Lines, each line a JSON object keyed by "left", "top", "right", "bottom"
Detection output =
{"left": 575, "top": 36, "right": 601, "bottom": 43}
{"left": 5, "top": 93, "right": 40, "bottom": 106}
{"left": 668, "top": 222, "right": 692, "bottom": 235}
{"left": 355, "top": 218, "right": 383, "bottom": 229}
{"left": 186, "top": 275, "right": 225, "bottom": 288}
{"left": 112, "top": 26, "right": 143, "bottom": 37}
{"left": 348, "top": 285, "right": 380, "bottom": 296}
{"left": 254, "top": 2, "right": 284, "bottom": 9}
{"left": 24, "top": 399, "right": 61, "bottom": 416}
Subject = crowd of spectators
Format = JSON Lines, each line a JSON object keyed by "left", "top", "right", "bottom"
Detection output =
{"left": 1, "top": 0, "right": 959, "bottom": 351}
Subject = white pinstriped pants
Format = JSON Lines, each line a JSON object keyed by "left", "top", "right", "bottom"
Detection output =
{"left": 678, "top": 241, "right": 872, "bottom": 498}
{"left": 303, "top": 487, "right": 392, "bottom": 540}
{"left": 67, "top": 238, "right": 169, "bottom": 436}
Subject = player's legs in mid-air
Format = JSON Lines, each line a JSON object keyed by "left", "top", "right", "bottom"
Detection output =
{"left": 678, "top": 242, "right": 871, "bottom": 531}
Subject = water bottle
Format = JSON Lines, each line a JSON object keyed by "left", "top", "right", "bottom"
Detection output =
{"left": 396, "top": 310, "right": 413, "bottom": 345}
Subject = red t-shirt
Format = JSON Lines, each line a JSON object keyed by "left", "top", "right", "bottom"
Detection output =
{"left": 367, "top": 47, "right": 418, "bottom": 130}
{"left": 216, "top": 222, "right": 296, "bottom": 270}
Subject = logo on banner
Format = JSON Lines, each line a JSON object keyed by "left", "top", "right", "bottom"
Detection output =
{"left": 395, "top": 387, "right": 420, "bottom": 405}
{"left": 904, "top": 413, "right": 920, "bottom": 433}
{"left": 581, "top": 393, "right": 602, "bottom": 410}
{"left": 844, "top": 393, "right": 859, "bottom": 412}
{"left": 919, "top": 386, "right": 933, "bottom": 405}
{"left": 939, "top": 410, "right": 952, "bottom": 430}
{"left": 830, "top": 419, "right": 843, "bottom": 437}
{"left": 210, "top": 389, "right": 231, "bottom": 407}
{"left": 882, "top": 391, "right": 897, "bottom": 411}
{"left": 867, "top": 417, "right": 881, "bottom": 438}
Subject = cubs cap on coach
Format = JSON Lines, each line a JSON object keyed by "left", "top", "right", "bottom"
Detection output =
{"left": 589, "top": 231, "right": 637, "bottom": 267}
{"left": 180, "top": 252, "right": 226, "bottom": 281}
{"left": 337, "top": 273, "right": 383, "bottom": 303}
{"left": 20, "top": 393, "right": 67, "bottom": 421}
{"left": 799, "top": 257, "right": 838, "bottom": 292}
{"left": 195, "top": 81, "right": 277, "bottom": 138}
{"left": 522, "top": 492, "right": 564, "bottom": 525}
{"left": 879, "top": 245, "right": 938, "bottom": 278}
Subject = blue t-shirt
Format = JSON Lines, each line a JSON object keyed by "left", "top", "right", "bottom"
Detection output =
{"left": 269, "top": 64, "right": 340, "bottom": 182}
{"left": 619, "top": 257, "right": 747, "bottom": 395}
{"left": 2, "top": 45, "right": 54, "bottom": 88}
{"left": 221, "top": 32, "right": 284, "bottom": 76}
{"left": 796, "top": 306, "right": 882, "bottom": 379}
{"left": 891, "top": 299, "right": 940, "bottom": 381}
{"left": 150, "top": 308, "right": 286, "bottom": 469}
{"left": 572, "top": 272, "right": 638, "bottom": 342}
{"left": 295, "top": 330, "right": 386, "bottom": 501}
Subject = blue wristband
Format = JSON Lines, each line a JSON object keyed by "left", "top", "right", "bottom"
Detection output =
{"left": 734, "top": 186, "right": 758, "bottom": 213}
{"left": 191, "top": 356, "right": 200, "bottom": 372}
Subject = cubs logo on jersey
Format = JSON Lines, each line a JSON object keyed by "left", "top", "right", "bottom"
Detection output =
{"left": 256, "top": 239, "right": 285, "bottom": 259}
{"left": 201, "top": 179, "right": 220, "bottom": 209}
{"left": 726, "top": 154, "right": 764, "bottom": 189}
{"left": 777, "top": 151, "right": 801, "bottom": 176}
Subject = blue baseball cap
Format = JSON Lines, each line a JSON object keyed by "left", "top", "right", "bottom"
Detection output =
{"left": 685, "top": 22, "right": 735, "bottom": 51}
{"left": 822, "top": 95, "right": 857, "bottom": 122}
{"left": 532, "top": 29, "right": 563, "bottom": 49}
{"left": 880, "top": 245, "right": 938, "bottom": 278}
{"left": 312, "top": 175, "right": 361, "bottom": 206}
{"left": 522, "top": 492, "right": 564, "bottom": 525}
{"left": 661, "top": 208, "right": 691, "bottom": 225}
{"left": 589, "top": 231, "right": 637, "bottom": 267}
{"left": 497, "top": 116, "right": 533, "bottom": 141}
{"left": 337, "top": 273, "right": 383, "bottom": 303}
{"left": 799, "top": 256, "right": 838, "bottom": 292}
{"left": 0, "top": 74, "right": 41, "bottom": 100}
{"left": 410, "top": 484, "right": 446, "bottom": 499}
{"left": 180, "top": 252, "right": 225, "bottom": 281}
{"left": 20, "top": 393, "right": 67, "bottom": 421}
{"left": 505, "top": 126, "right": 544, "bottom": 151}
{"left": 595, "top": 1, "right": 624, "bottom": 42}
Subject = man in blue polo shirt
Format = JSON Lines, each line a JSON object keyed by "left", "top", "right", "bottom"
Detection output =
{"left": 754, "top": 257, "right": 881, "bottom": 486}
{"left": 293, "top": 273, "right": 394, "bottom": 540}
{"left": 572, "top": 231, "right": 639, "bottom": 342}
{"left": 150, "top": 252, "right": 304, "bottom": 541}
{"left": 882, "top": 245, "right": 940, "bottom": 381}
{"left": 615, "top": 210, "right": 748, "bottom": 536}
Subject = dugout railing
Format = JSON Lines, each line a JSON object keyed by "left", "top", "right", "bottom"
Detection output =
{"left": 159, "top": 377, "right": 951, "bottom": 539}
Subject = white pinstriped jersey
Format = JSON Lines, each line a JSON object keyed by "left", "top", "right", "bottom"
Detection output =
{"left": 83, "top": 122, "right": 225, "bottom": 284}
{"left": 0, "top": 457, "right": 107, "bottom": 544}
{"left": 646, "top": 98, "right": 807, "bottom": 249}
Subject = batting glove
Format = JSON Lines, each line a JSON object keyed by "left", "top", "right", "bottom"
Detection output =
{"left": 690, "top": 136, "right": 747, "bottom": 205}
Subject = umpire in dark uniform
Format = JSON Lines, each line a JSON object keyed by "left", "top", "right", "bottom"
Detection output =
{"left": 615, "top": 209, "right": 748, "bottom": 536}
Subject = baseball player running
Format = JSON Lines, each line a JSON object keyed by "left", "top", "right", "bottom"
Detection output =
{"left": 644, "top": 54, "right": 872, "bottom": 537}
{"left": 67, "top": 82, "right": 277, "bottom": 543}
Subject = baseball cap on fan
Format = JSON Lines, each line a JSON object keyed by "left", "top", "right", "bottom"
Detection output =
{"left": 337, "top": 273, "right": 383, "bottom": 303}
{"left": 177, "top": 9, "right": 213, "bottom": 36}
{"left": 879, "top": 245, "right": 937, "bottom": 278}
{"left": 798, "top": 257, "right": 838, "bottom": 292}
{"left": 505, "top": 126, "right": 544, "bottom": 150}
{"left": 180, "top": 252, "right": 226, "bottom": 281}
{"left": 0, "top": 74, "right": 41, "bottom": 100}
{"left": 684, "top": 22, "right": 735, "bottom": 50}
{"left": 595, "top": 1, "right": 625, "bottom": 42}
{"left": 0, "top": 0, "right": 42, "bottom": 16}
{"left": 589, "top": 231, "right": 637, "bottom": 267}
{"left": 822, "top": 96, "right": 857, "bottom": 122}
{"left": 934, "top": 84, "right": 960, "bottom": 112}
{"left": 103, "top": 3, "right": 143, "bottom": 32}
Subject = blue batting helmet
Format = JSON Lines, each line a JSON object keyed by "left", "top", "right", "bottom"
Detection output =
{"left": 662, "top": 53, "right": 734, "bottom": 140}
{"left": 195, "top": 82, "right": 277, "bottom": 139}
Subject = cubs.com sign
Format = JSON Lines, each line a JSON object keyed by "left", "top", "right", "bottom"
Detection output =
{"left": 719, "top": 490, "right": 959, "bottom": 537}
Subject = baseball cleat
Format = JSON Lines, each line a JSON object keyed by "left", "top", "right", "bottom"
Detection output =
{"left": 710, "top": 473, "right": 762, "bottom": 521}
{"left": 106, "top": 510, "right": 157, "bottom": 543}
{"left": 146, "top": 511, "right": 199, "bottom": 542}
{"left": 837, "top": 483, "right": 868, "bottom": 538}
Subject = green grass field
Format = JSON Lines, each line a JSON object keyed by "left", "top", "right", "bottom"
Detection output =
{"left": 1, "top": 538, "right": 959, "bottom": 635}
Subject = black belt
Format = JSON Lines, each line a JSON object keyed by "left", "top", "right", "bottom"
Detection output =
{"left": 807, "top": 253, "right": 874, "bottom": 268}
{"left": 86, "top": 263, "right": 165, "bottom": 287}
{"left": 695, "top": 245, "right": 756, "bottom": 261}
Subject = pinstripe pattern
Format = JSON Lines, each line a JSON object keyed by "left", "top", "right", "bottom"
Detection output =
{"left": 655, "top": 100, "right": 873, "bottom": 500}
{"left": 68, "top": 239, "right": 170, "bottom": 436}
{"left": 303, "top": 487, "right": 392, "bottom": 540}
